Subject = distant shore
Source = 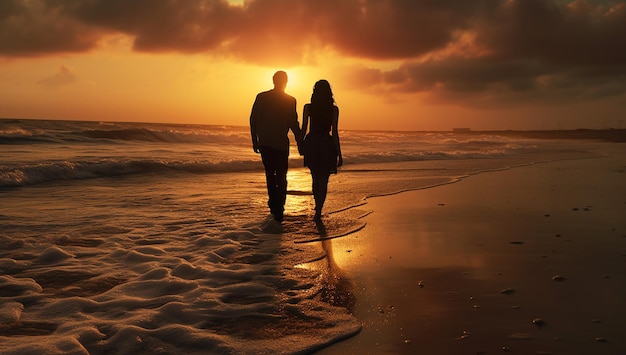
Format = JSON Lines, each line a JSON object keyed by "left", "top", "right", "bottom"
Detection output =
{"left": 449, "top": 128, "right": 626, "bottom": 142}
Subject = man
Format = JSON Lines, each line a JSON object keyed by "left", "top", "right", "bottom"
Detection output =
{"left": 250, "top": 70, "right": 302, "bottom": 222}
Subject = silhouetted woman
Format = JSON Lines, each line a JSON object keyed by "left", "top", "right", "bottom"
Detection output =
{"left": 300, "top": 80, "right": 343, "bottom": 220}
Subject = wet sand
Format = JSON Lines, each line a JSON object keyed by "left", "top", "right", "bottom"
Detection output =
{"left": 317, "top": 150, "right": 626, "bottom": 354}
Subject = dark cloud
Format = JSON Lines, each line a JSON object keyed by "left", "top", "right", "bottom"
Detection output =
{"left": 335, "top": 0, "right": 626, "bottom": 104}
{"left": 344, "top": 55, "right": 626, "bottom": 107}
{"left": 70, "top": 0, "right": 241, "bottom": 53}
{"left": 310, "top": 0, "right": 497, "bottom": 59}
{"left": 0, "top": 0, "right": 100, "bottom": 56}
{"left": 1, "top": 0, "right": 625, "bottom": 103}
{"left": 0, "top": 0, "right": 498, "bottom": 59}
{"left": 476, "top": 0, "right": 626, "bottom": 67}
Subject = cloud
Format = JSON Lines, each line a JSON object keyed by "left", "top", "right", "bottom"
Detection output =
{"left": 2, "top": 0, "right": 625, "bottom": 104}
{"left": 0, "top": 0, "right": 101, "bottom": 57}
{"left": 70, "top": 0, "right": 241, "bottom": 53}
{"left": 2, "top": 0, "right": 624, "bottom": 63}
{"left": 38, "top": 65, "right": 78, "bottom": 87}
{"left": 0, "top": 0, "right": 500, "bottom": 60}
{"left": 339, "top": 55, "right": 626, "bottom": 107}
{"left": 333, "top": 0, "right": 626, "bottom": 105}
{"left": 476, "top": 0, "right": 626, "bottom": 66}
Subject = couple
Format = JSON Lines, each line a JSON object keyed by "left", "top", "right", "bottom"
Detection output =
{"left": 250, "top": 71, "right": 343, "bottom": 222}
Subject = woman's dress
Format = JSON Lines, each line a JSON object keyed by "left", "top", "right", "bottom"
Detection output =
{"left": 302, "top": 104, "right": 338, "bottom": 175}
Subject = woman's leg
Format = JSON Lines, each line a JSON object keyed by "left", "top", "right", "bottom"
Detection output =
{"left": 311, "top": 170, "right": 330, "bottom": 220}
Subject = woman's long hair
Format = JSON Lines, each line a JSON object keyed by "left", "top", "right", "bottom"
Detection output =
{"left": 311, "top": 80, "right": 335, "bottom": 111}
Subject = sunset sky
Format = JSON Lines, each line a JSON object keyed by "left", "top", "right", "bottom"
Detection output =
{"left": 1, "top": 0, "right": 625, "bottom": 131}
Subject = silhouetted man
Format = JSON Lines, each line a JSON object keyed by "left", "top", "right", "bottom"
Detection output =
{"left": 250, "top": 71, "right": 302, "bottom": 222}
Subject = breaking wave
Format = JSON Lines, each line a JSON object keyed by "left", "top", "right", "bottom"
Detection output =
{"left": 0, "top": 158, "right": 265, "bottom": 188}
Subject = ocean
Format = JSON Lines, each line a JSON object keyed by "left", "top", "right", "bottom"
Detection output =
{"left": 0, "top": 119, "right": 608, "bottom": 354}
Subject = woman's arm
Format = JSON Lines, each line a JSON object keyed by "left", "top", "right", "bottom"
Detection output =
{"left": 331, "top": 106, "right": 343, "bottom": 167}
{"left": 302, "top": 104, "right": 310, "bottom": 136}
{"left": 297, "top": 104, "right": 311, "bottom": 156}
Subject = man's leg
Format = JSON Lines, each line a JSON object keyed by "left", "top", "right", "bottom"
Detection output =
{"left": 274, "top": 149, "right": 289, "bottom": 221}
{"left": 260, "top": 147, "right": 278, "bottom": 214}
{"left": 260, "top": 147, "right": 288, "bottom": 222}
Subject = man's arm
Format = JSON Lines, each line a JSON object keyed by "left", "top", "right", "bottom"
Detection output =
{"left": 288, "top": 97, "right": 303, "bottom": 144}
{"left": 250, "top": 96, "right": 260, "bottom": 153}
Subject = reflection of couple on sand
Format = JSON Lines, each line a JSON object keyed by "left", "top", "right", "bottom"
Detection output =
{"left": 250, "top": 71, "right": 343, "bottom": 222}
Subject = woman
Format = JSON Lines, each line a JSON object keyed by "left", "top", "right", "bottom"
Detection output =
{"left": 300, "top": 80, "right": 343, "bottom": 221}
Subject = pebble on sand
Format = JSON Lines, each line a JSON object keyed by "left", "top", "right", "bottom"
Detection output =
{"left": 508, "top": 333, "right": 533, "bottom": 340}
{"left": 457, "top": 330, "right": 471, "bottom": 340}
{"left": 552, "top": 275, "right": 567, "bottom": 281}
{"left": 532, "top": 318, "right": 546, "bottom": 327}
{"left": 501, "top": 288, "right": 515, "bottom": 295}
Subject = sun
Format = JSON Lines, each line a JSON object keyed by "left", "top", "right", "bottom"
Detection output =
{"left": 260, "top": 68, "right": 299, "bottom": 89}
{"left": 257, "top": 67, "right": 309, "bottom": 97}
{"left": 247, "top": 66, "right": 327, "bottom": 109}
{"left": 225, "top": 0, "right": 245, "bottom": 7}
{"left": 286, "top": 70, "right": 298, "bottom": 89}
{"left": 286, "top": 68, "right": 318, "bottom": 102}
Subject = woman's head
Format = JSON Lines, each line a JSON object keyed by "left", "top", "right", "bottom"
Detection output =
{"left": 311, "top": 80, "right": 334, "bottom": 106}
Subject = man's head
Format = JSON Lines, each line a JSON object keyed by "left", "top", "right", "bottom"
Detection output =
{"left": 273, "top": 71, "right": 288, "bottom": 91}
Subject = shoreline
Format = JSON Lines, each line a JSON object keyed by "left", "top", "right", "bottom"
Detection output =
{"left": 315, "top": 147, "right": 626, "bottom": 354}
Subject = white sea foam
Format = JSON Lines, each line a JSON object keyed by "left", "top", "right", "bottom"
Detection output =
{"left": 0, "top": 212, "right": 364, "bottom": 354}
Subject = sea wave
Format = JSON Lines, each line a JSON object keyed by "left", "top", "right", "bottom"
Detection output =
{"left": 0, "top": 120, "right": 250, "bottom": 145}
{"left": 0, "top": 129, "right": 53, "bottom": 144}
{"left": 0, "top": 158, "right": 266, "bottom": 188}
{"left": 0, "top": 144, "right": 534, "bottom": 188}
{"left": 0, "top": 146, "right": 516, "bottom": 188}
{"left": 1, "top": 119, "right": 552, "bottom": 189}
{"left": 77, "top": 127, "right": 249, "bottom": 144}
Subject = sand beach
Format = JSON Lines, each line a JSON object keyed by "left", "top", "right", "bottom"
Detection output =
{"left": 317, "top": 147, "right": 626, "bottom": 354}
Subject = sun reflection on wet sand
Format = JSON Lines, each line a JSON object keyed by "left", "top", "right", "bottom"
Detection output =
{"left": 286, "top": 168, "right": 314, "bottom": 215}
